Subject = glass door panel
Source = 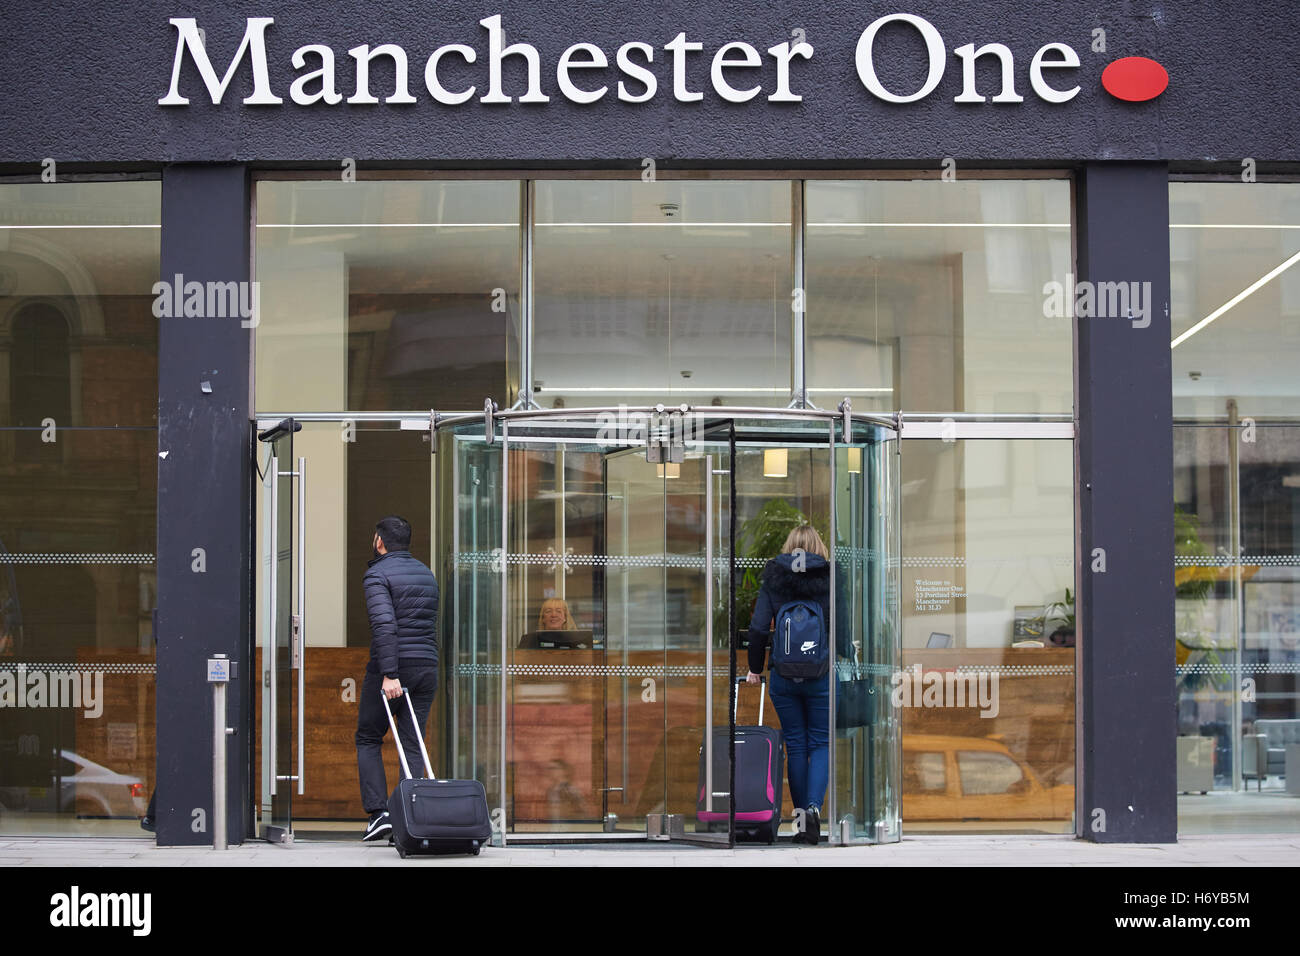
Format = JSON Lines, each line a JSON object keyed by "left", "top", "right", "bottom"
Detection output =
{"left": 604, "top": 447, "right": 667, "bottom": 834}
{"left": 254, "top": 422, "right": 436, "bottom": 837}
{"left": 258, "top": 421, "right": 299, "bottom": 843}
{"left": 832, "top": 426, "right": 902, "bottom": 843}
{"left": 501, "top": 433, "right": 609, "bottom": 837}
{"left": 662, "top": 444, "right": 734, "bottom": 845}
{"left": 438, "top": 430, "right": 505, "bottom": 844}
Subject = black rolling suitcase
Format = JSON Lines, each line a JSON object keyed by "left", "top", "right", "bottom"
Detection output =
{"left": 383, "top": 689, "right": 492, "bottom": 857}
{"left": 697, "top": 677, "right": 785, "bottom": 844}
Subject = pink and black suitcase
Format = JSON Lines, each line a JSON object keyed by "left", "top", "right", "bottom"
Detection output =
{"left": 697, "top": 677, "right": 785, "bottom": 843}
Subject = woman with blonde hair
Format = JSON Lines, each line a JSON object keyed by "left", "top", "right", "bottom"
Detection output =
{"left": 537, "top": 597, "right": 577, "bottom": 631}
{"left": 744, "top": 522, "right": 845, "bottom": 844}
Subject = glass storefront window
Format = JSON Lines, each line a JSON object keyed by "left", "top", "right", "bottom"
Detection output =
{"left": 806, "top": 178, "right": 1072, "bottom": 415}
{"left": 249, "top": 174, "right": 1077, "bottom": 840}
{"left": 531, "top": 180, "right": 793, "bottom": 408}
{"left": 1172, "top": 180, "right": 1300, "bottom": 834}
{"left": 254, "top": 180, "right": 521, "bottom": 414}
{"left": 1171, "top": 182, "right": 1300, "bottom": 419}
{"left": 0, "top": 181, "right": 159, "bottom": 835}
{"left": 900, "top": 438, "right": 1075, "bottom": 833}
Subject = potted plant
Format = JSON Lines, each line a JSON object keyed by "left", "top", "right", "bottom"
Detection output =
{"left": 715, "top": 498, "right": 827, "bottom": 648}
{"left": 1044, "top": 587, "right": 1075, "bottom": 646}
{"left": 1174, "top": 506, "right": 1227, "bottom": 693}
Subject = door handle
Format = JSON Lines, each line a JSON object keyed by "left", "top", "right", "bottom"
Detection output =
{"left": 295, "top": 455, "right": 306, "bottom": 796}
{"left": 268, "top": 454, "right": 279, "bottom": 797}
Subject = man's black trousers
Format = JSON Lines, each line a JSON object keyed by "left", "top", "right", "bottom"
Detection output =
{"left": 355, "top": 662, "right": 437, "bottom": 814}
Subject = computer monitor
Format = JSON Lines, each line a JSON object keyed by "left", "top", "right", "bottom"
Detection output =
{"left": 926, "top": 631, "right": 954, "bottom": 649}
{"left": 518, "top": 629, "right": 596, "bottom": 649}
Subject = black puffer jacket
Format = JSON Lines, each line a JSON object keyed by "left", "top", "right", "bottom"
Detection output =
{"left": 363, "top": 550, "right": 439, "bottom": 676}
{"left": 746, "top": 553, "right": 851, "bottom": 675}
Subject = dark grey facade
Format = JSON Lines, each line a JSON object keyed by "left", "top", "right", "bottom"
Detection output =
{"left": 2, "top": 2, "right": 1298, "bottom": 847}
{"left": 3, "top": 2, "right": 1298, "bottom": 166}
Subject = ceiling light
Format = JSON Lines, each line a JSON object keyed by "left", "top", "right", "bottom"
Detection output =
{"left": 1171, "top": 248, "right": 1300, "bottom": 349}
{"left": 763, "top": 448, "right": 788, "bottom": 478}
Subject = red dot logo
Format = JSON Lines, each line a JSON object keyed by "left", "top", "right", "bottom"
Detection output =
{"left": 1101, "top": 56, "right": 1169, "bottom": 102}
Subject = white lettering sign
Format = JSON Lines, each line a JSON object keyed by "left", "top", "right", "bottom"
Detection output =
{"left": 159, "top": 15, "right": 1101, "bottom": 109}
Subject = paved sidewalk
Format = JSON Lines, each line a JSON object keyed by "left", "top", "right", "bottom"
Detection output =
{"left": 1, "top": 833, "right": 1296, "bottom": 866}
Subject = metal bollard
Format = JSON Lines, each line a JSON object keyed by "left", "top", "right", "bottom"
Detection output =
{"left": 207, "top": 655, "right": 233, "bottom": 851}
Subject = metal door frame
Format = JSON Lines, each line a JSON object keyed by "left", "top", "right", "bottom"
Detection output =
{"left": 255, "top": 417, "right": 306, "bottom": 844}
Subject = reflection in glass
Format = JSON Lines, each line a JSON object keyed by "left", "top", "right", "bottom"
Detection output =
{"left": 1174, "top": 423, "right": 1300, "bottom": 833}
{"left": 532, "top": 181, "right": 793, "bottom": 408}
{"left": 899, "top": 439, "right": 1074, "bottom": 833}
{"left": 1172, "top": 182, "right": 1300, "bottom": 833}
{"left": 1170, "top": 182, "right": 1300, "bottom": 419}
{"left": 255, "top": 180, "right": 521, "bottom": 413}
{"left": 0, "top": 181, "right": 159, "bottom": 836}
{"left": 805, "top": 179, "right": 1072, "bottom": 414}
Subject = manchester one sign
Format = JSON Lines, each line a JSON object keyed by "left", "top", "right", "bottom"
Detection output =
{"left": 158, "top": 14, "right": 1169, "bottom": 108}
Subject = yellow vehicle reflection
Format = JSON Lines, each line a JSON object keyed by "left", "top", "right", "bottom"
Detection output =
{"left": 903, "top": 734, "right": 1073, "bottom": 822}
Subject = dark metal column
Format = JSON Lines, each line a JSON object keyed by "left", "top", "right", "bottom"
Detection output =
{"left": 1076, "top": 162, "right": 1176, "bottom": 843}
{"left": 155, "top": 164, "right": 252, "bottom": 846}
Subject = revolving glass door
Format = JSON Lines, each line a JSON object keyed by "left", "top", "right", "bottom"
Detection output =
{"left": 434, "top": 406, "right": 899, "bottom": 846}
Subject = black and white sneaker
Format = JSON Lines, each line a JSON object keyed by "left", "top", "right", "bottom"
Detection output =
{"left": 362, "top": 811, "right": 392, "bottom": 843}
{"left": 805, "top": 806, "right": 821, "bottom": 846}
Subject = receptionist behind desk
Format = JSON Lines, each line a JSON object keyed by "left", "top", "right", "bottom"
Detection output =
{"left": 519, "top": 598, "right": 596, "bottom": 648}
{"left": 539, "top": 598, "right": 576, "bottom": 631}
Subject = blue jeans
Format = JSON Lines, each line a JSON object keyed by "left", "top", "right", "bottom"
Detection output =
{"left": 768, "top": 670, "right": 830, "bottom": 812}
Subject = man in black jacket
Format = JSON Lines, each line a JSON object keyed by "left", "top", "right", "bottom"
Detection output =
{"left": 355, "top": 515, "right": 439, "bottom": 842}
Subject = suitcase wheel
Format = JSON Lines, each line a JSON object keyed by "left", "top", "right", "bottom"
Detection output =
{"left": 396, "top": 845, "right": 407, "bottom": 859}
{"left": 469, "top": 840, "right": 481, "bottom": 856}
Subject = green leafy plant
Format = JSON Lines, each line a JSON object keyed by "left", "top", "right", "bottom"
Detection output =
{"left": 1174, "top": 505, "right": 1226, "bottom": 692}
{"left": 714, "top": 498, "right": 827, "bottom": 647}
{"left": 1044, "top": 587, "right": 1074, "bottom": 635}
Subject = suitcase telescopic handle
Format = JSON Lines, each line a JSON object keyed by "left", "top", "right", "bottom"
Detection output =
{"left": 733, "top": 675, "right": 765, "bottom": 724}
{"left": 381, "top": 688, "right": 436, "bottom": 781}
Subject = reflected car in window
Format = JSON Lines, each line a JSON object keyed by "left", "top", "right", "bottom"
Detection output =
{"left": 0, "top": 749, "right": 146, "bottom": 819}
{"left": 902, "top": 734, "right": 1073, "bottom": 821}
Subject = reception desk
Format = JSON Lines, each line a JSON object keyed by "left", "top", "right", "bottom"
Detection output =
{"left": 244, "top": 644, "right": 1073, "bottom": 830}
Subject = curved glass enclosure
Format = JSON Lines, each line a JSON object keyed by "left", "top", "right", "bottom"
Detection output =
{"left": 434, "top": 404, "right": 900, "bottom": 845}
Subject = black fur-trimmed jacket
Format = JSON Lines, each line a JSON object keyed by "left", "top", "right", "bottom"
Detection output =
{"left": 746, "top": 552, "right": 850, "bottom": 675}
